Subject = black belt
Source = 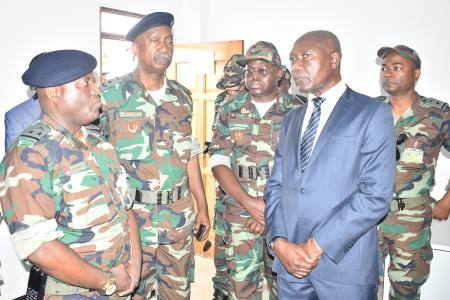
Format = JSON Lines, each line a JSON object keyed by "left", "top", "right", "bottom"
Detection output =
{"left": 232, "top": 164, "right": 272, "bottom": 180}
{"left": 131, "top": 180, "right": 189, "bottom": 205}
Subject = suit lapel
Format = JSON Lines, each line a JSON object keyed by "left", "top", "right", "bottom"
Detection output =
{"left": 294, "top": 105, "right": 308, "bottom": 170}
{"left": 307, "top": 88, "right": 353, "bottom": 166}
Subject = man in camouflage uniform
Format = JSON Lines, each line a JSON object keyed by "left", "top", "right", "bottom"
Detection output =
{"left": 0, "top": 50, "right": 141, "bottom": 298}
{"left": 100, "top": 12, "right": 210, "bottom": 300}
{"left": 278, "top": 65, "right": 291, "bottom": 94}
{"left": 377, "top": 45, "right": 450, "bottom": 300}
{"left": 211, "top": 54, "right": 247, "bottom": 300}
{"left": 209, "top": 41, "right": 304, "bottom": 300}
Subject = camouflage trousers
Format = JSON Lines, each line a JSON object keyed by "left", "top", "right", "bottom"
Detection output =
{"left": 378, "top": 202, "right": 433, "bottom": 300}
{"left": 212, "top": 195, "right": 229, "bottom": 296}
{"left": 131, "top": 196, "right": 195, "bottom": 300}
{"left": 224, "top": 198, "right": 277, "bottom": 300}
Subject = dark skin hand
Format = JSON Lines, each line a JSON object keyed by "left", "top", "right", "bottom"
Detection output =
{"left": 28, "top": 240, "right": 131, "bottom": 293}
{"left": 272, "top": 238, "right": 323, "bottom": 278}
{"left": 272, "top": 239, "right": 314, "bottom": 278}
{"left": 245, "top": 217, "right": 265, "bottom": 235}
{"left": 433, "top": 190, "right": 450, "bottom": 220}
{"left": 187, "top": 155, "right": 211, "bottom": 241}
{"left": 119, "top": 210, "right": 142, "bottom": 296}
{"left": 212, "top": 165, "right": 265, "bottom": 226}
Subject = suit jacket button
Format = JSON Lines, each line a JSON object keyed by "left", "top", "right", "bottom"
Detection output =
{"left": 300, "top": 188, "right": 305, "bottom": 193}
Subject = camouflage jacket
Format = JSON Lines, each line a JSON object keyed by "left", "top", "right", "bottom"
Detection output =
{"left": 0, "top": 115, "right": 132, "bottom": 270}
{"left": 212, "top": 90, "right": 247, "bottom": 133}
{"left": 210, "top": 92, "right": 303, "bottom": 197}
{"left": 100, "top": 72, "right": 193, "bottom": 192}
{"left": 379, "top": 94, "right": 450, "bottom": 198}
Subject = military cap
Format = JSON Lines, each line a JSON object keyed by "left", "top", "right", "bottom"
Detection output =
{"left": 126, "top": 12, "right": 174, "bottom": 42}
{"left": 22, "top": 50, "right": 97, "bottom": 88}
{"left": 237, "top": 41, "right": 282, "bottom": 67}
{"left": 377, "top": 45, "right": 421, "bottom": 69}
{"left": 281, "top": 65, "right": 291, "bottom": 81}
{"left": 216, "top": 54, "right": 246, "bottom": 90}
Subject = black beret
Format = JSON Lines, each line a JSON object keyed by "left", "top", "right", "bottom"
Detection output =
{"left": 126, "top": 12, "right": 174, "bottom": 42}
{"left": 22, "top": 50, "right": 97, "bottom": 88}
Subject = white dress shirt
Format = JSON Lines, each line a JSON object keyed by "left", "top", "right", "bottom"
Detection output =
{"left": 301, "top": 80, "right": 347, "bottom": 151}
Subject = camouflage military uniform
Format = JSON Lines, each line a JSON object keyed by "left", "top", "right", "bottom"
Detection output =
{"left": 210, "top": 92, "right": 303, "bottom": 300}
{"left": 212, "top": 89, "right": 244, "bottom": 298}
{"left": 211, "top": 54, "right": 246, "bottom": 299}
{"left": 377, "top": 94, "right": 450, "bottom": 300}
{"left": 100, "top": 72, "right": 196, "bottom": 300}
{"left": 0, "top": 115, "right": 132, "bottom": 299}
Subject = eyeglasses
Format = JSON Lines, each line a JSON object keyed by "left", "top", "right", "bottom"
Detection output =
{"left": 396, "top": 132, "right": 407, "bottom": 161}
{"left": 245, "top": 67, "right": 271, "bottom": 78}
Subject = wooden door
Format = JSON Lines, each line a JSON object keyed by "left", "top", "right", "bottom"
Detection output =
{"left": 166, "top": 40, "right": 244, "bottom": 257}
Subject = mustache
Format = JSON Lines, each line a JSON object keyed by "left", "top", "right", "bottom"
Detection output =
{"left": 154, "top": 52, "right": 171, "bottom": 63}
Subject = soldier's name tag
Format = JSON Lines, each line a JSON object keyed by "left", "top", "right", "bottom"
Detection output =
{"left": 402, "top": 148, "right": 424, "bottom": 164}
{"left": 118, "top": 111, "right": 143, "bottom": 118}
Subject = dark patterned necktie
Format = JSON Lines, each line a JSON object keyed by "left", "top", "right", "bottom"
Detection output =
{"left": 299, "top": 97, "right": 325, "bottom": 174}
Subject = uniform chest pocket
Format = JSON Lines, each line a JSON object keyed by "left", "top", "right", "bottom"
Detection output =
{"left": 398, "top": 136, "right": 428, "bottom": 170}
{"left": 113, "top": 111, "right": 152, "bottom": 161}
{"left": 155, "top": 103, "right": 192, "bottom": 160}
{"left": 229, "top": 117, "right": 253, "bottom": 146}
{"left": 60, "top": 162, "right": 115, "bottom": 229}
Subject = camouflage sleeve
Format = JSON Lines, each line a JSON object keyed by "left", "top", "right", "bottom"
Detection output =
{"left": 209, "top": 106, "right": 233, "bottom": 157}
{"left": 0, "top": 148, "right": 63, "bottom": 259}
{"left": 116, "top": 165, "right": 133, "bottom": 210}
{"left": 441, "top": 108, "right": 450, "bottom": 152}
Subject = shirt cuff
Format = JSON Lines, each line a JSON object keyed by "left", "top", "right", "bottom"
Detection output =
{"left": 190, "top": 137, "right": 201, "bottom": 157}
{"left": 12, "top": 218, "right": 63, "bottom": 259}
{"left": 209, "top": 154, "right": 231, "bottom": 170}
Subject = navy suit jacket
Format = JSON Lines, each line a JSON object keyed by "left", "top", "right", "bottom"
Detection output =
{"left": 265, "top": 87, "right": 396, "bottom": 286}
{"left": 4, "top": 96, "right": 41, "bottom": 151}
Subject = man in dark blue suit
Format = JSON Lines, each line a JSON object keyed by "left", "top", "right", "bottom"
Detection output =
{"left": 4, "top": 94, "right": 41, "bottom": 151}
{"left": 264, "top": 30, "right": 396, "bottom": 299}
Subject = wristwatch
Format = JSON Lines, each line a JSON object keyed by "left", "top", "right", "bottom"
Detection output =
{"left": 270, "top": 236, "right": 286, "bottom": 249}
{"left": 98, "top": 272, "right": 117, "bottom": 296}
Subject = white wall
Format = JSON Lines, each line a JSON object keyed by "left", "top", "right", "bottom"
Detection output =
{"left": 0, "top": 0, "right": 449, "bottom": 298}
{"left": 199, "top": 0, "right": 450, "bottom": 101}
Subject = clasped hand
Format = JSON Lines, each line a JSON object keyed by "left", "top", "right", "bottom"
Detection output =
{"left": 273, "top": 238, "right": 323, "bottom": 279}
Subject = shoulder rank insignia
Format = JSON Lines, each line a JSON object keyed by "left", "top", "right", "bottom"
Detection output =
{"left": 20, "top": 123, "right": 51, "bottom": 143}
{"left": 426, "top": 97, "right": 449, "bottom": 111}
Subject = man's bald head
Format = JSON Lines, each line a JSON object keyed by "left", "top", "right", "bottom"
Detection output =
{"left": 295, "top": 30, "right": 342, "bottom": 58}
{"left": 290, "top": 30, "right": 342, "bottom": 96}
